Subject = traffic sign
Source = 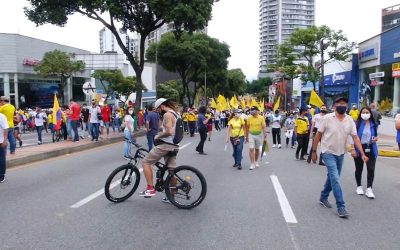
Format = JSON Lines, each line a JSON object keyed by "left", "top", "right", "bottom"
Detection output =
{"left": 82, "top": 82, "right": 96, "bottom": 95}
{"left": 369, "top": 72, "right": 385, "bottom": 79}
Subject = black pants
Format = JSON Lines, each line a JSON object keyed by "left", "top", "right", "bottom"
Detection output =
{"left": 188, "top": 121, "right": 196, "bottom": 137}
{"left": 296, "top": 134, "right": 308, "bottom": 158}
{"left": 354, "top": 146, "right": 376, "bottom": 188}
{"left": 214, "top": 120, "right": 220, "bottom": 131}
{"left": 272, "top": 128, "right": 281, "bottom": 145}
{"left": 196, "top": 127, "right": 208, "bottom": 153}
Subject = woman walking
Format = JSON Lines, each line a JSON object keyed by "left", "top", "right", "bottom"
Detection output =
{"left": 270, "top": 109, "right": 282, "bottom": 148}
{"left": 225, "top": 109, "right": 246, "bottom": 170}
{"left": 123, "top": 107, "right": 135, "bottom": 159}
{"left": 351, "top": 107, "right": 378, "bottom": 199}
{"left": 195, "top": 106, "right": 210, "bottom": 155}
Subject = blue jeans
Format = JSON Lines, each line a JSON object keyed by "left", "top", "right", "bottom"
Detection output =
{"left": 112, "top": 118, "right": 120, "bottom": 132}
{"left": 0, "top": 145, "right": 6, "bottom": 178}
{"left": 147, "top": 132, "right": 156, "bottom": 151}
{"left": 320, "top": 153, "right": 345, "bottom": 209}
{"left": 66, "top": 118, "right": 74, "bottom": 139}
{"left": 71, "top": 120, "right": 80, "bottom": 141}
{"left": 7, "top": 128, "right": 16, "bottom": 153}
{"left": 124, "top": 130, "right": 133, "bottom": 157}
{"left": 230, "top": 136, "right": 244, "bottom": 166}
{"left": 36, "top": 126, "right": 43, "bottom": 142}
{"left": 90, "top": 123, "right": 100, "bottom": 140}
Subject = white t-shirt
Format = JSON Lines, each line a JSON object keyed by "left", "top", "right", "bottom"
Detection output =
{"left": 395, "top": 114, "right": 400, "bottom": 121}
{"left": 271, "top": 114, "right": 282, "bottom": 128}
{"left": 0, "top": 113, "right": 9, "bottom": 143}
{"left": 312, "top": 113, "right": 325, "bottom": 129}
{"left": 33, "top": 112, "right": 47, "bottom": 126}
{"left": 89, "top": 106, "right": 101, "bottom": 123}
{"left": 124, "top": 115, "right": 134, "bottom": 132}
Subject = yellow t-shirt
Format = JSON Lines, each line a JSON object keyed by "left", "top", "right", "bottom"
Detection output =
{"left": 0, "top": 103, "right": 15, "bottom": 128}
{"left": 247, "top": 115, "right": 265, "bottom": 135}
{"left": 228, "top": 117, "right": 245, "bottom": 137}
{"left": 187, "top": 113, "right": 197, "bottom": 122}
{"left": 182, "top": 112, "right": 189, "bottom": 122}
{"left": 349, "top": 109, "right": 359, "bottom": 121}
{"left": 295, "top": 117, "right": 309, "bottom": 135}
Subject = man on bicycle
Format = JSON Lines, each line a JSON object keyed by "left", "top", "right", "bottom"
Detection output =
{"left": 139, "top": 98, "right": 181, "bottom": 198}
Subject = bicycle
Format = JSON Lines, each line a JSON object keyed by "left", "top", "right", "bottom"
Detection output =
{"left": 52, "top": 127, "right": 63, "bottom": 143}
{"left": 104, "top": 141, "right": 207, "bottom": 209}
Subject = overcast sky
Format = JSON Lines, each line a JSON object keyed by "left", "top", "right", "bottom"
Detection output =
{"left": 1, "top": 0, "right": 399, "bottom": 80}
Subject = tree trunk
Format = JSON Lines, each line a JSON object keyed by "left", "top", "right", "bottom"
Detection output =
{"left": 135, "top": 74, "right": 143, "bottom": 112}
{"left": 192, "top": 82, "right": 197, "bottom": 107}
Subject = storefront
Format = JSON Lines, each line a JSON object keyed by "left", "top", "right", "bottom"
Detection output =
{"left": 0, "top": 33, "right": 91, "bottom": 108}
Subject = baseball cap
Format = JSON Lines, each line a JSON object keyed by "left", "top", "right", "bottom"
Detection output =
{"left": 154, "top": 98, "right": 167, "bottom": 109}
{"left": 334, "top": 97, "right": 348, "bottom": 104}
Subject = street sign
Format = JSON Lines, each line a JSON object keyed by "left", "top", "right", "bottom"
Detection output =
{"left": 393, "top": 70, "right": 400, "bottom": 78}
{"left": 392, "top": 63, "right": 400, "bottom": 71}
{"left": 369, "top": 72, "right": 385, "bottom": 79}
{"left": 82, "top": 82, "right": 96, "bottom": 95}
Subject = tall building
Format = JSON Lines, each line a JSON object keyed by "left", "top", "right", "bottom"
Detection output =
{"left": 99, "top": 27, "right": 138, "bottom": 56}
{"left": 382, "top": 4, "right": 400, "bottom": 32}
{"left": 259, "top": 0, "right": 315, "bottom": 76}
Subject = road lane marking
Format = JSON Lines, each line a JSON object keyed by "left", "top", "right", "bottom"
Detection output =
{"left": 71, "top": 168, "right": 144, "bottom": 208}
{"left": 70, "top": 142, "right": 191, "bottom": 209}
{"left": 270, "top": 175, "right": 298, "bottom": 224}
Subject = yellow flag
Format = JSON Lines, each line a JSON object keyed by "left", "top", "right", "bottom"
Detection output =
{"left": 273, "top": 96, "right": 280, "bottom": 111}
{"left": 217, "top": 102, "right": 224, "bottom": 112}
{"left": 217, "top": 94, "right": 225, "bottom": 104}
{"left": 230, "top": 95, "right": 239, "bottom": 109}
{"left": 246, "top": 96, "right": 251, "bottom": 108}
{"left": 240, "top": 98, "right": 246, "bottom": 109}
{"left": 251, "top": 98, "right": 258, "bottom": 108}
{"left": 259, "top": 99, "right": 264, "bottom": 112}
{"left": 309, "top": 90, "right": 324, "bottom": 108}
{"left": 210, "top": 98, "right": 217, "bottom": 109}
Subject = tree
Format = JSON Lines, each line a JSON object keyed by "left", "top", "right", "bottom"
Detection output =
{"left": 25, "top": 0, "right": 216, "bottom": 111}
{"left": 146, "top": 32, "right": 230, "bottom": 106}
{"left": 225, "top": 69, "right": 246, "bottom": 97}
{"left": 288, "top": 25, "right": 356, "bottom": 100}
{"left": 112, "top": 76, "right": 138, "bottom": 107}
{"left": 156, "top": 80, "right": 183, "bottom": 102}
{"left": 91, "top": 69, "right": 124, "bottom": 102}
{"left": 34, "top": 49, "right": 85, "bottom": 104}
{"left": 246, "top": 77, "right": 272, "bottom": 99}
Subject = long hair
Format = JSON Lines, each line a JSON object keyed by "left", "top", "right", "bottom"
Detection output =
{"left": 163, "top": 99, "right": 179, "bottom": 112}
{"left": 356, "top": 107, "right": 377, "bottom": 135}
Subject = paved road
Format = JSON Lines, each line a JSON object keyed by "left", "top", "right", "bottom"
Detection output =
{"left": 1, "top": 129, "right": 399, "bottom": 249}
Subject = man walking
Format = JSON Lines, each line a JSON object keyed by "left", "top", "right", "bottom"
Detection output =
{"left": 311, "top": 97, "right": 368, "bottom": 218}
{"left": 69, "top": 98, "right": 81, "bottom": 142}
{"left": 245, "top": 106, "right": 267, "bottom": 170}
{"left": 0, "top": 96, "right": 16, "bottom": 154}
{"left": 294, "top": 108, "right": 309, "bottom": 160}
{"left": 145, "top": 104, "right": 159, "bottom": 151}
{"left": 0, "top": 112, "right": 9, "bottom": 183}
{"left": 89, "top": 99, "right": 101, "bottom": 141}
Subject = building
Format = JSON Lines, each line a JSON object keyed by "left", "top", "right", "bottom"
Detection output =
{"left": 258, "top": 0, "right": 315, "bottom": 76}
{"left": 0, "top": 33, "right": 91, "bottom": 108}
{"left": 382, "top": 4, "right": 400, "bottom": 32}
{"left": 99, "top": 27, "right": 138, "bottom": 56}
{"left": 358, "top": 24, "right": 400, "bottom": 115}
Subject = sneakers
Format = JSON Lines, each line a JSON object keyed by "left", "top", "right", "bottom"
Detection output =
{"left": 318, "top": 161, "right": 325, "bottom": 166}
{"left": 138, "top": 186, "right": 156, "bottom": 197}
{"left": 337, "top": 207, "right": 349, "bottom": 218}
{"left": 0, "top": 176, "right": 5, "bottom": 183}
{"left": 255, "top": 162, "right": 260, "bottom": 168}
{"left": 19, "top": 141, "right": 23, "bottom": 147}
{"left": 237, "top": 165, "right": 242, "bottom": 170}
{"left": 365, "top": 187, "right": 375, "bottom": 199}
{"left": 162, "top": 197, "right": 171, "bottom": 204}
{"left": 319, "top": 199, "right": 332, "bottom": 208}
{"left": 272, "top": 144, "right": 276, "bottom": 148}
{"left": 295, "top": 153, "right": 299, "bottom": 160}
{"left": 356, "top": 186, "right": 364, "bottom": 195}
{"left": 278, "top": 144, "right": 282, "bottom": 148}
{"left": 249, "top": 164, "right": 255, "bottom": 170}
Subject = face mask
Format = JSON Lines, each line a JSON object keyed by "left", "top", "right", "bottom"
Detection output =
{"left": 275, "top": 111, "right": 279, "bottom": 115}
{"left": 128, "top": 111, "right": 133, "bottom": 115}
{"left": 321, "top": 110, "right": 327, "bottom": 114}
{"left": 335, "top": 106, "right": 347, "bottom": 115}
{"left": 250, "top": 110, "right": 256, "bottom": 115}
{"left": 235, "top": 113, "right": 241, "bottom": 118}
{"left": 361, "top": 113, "right": 370, "bottom": 120}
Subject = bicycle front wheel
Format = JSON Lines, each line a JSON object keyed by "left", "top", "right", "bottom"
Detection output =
{"left": 165, "top": 165, "right": 207, "bottom": 209}
{"left": 105, "top": 164, "right": 140, "bottom": 203}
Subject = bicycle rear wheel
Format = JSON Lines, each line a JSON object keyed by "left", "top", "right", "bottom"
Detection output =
{"left": 165, "top": 165, "right": 207, "bottom": 209}
{"left": 105, "top": 164, "right": 140, "bottom": 203}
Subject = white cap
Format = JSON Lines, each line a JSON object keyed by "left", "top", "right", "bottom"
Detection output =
{"left": 307, "top": 105, "right": 311, "bottom": 109}
{"left": 154, "top": 98, "right": 167, "bottom": 109}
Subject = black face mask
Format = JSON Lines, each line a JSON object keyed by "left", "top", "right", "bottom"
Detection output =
{"left": 336, "top": 106, "right": 347, "bottom": 115}
{"left": 321, "top": 110, "right": 327, "bottom": 114}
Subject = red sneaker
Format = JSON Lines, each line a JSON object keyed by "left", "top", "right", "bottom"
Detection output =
{"left": 138, "top": 186, "right": 156, "bottom": 197}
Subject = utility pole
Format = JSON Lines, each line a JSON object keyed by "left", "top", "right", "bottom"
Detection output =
{"left": 320, "top": 39, "right": 326, "bottom": 102}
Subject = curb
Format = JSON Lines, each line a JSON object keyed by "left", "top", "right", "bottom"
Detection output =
{"left": 6, "top": 130, "right": 147, "bottom": 168}
{"left": 378, "top": 149, "right": 400, "bottom": 158}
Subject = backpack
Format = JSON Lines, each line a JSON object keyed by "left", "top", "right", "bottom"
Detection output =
{"left": 170, "top": 111, "right": 184, "bottom": 145}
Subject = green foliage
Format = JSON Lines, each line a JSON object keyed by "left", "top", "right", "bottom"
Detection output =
{"left": 25, "top": 0, "right": 216, "bottom": 110}
{"left": 224, "top": 69, "right": 246, "bottom": 97}
{"left": 246, "top": 77, "right": 272, "bottom": 99}
{"left": 156, "top": 80, "right": 183, "bottom": 102}
{"left": 146, "top": 32, "right": 230, "bottom": 106}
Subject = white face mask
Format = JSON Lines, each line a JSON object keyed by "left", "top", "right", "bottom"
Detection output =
{"left": 128, "top": 111, "right": 133, "bottom": 115}
{"left": 235, "top": 113, "right": 241, "bottom": 118}
{"left": 361, "top": 113, "right": 370, "bottom": 120}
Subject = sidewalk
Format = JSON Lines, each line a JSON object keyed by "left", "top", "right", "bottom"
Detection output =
{"left": 376, "top": 134, "right": 400, "bottom": 157}
{"left": 6, "top": 129, "right": 146, "bottom": 168}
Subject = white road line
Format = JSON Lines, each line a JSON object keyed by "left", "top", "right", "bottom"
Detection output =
{"left": 70, "top": 168, "right": 144, "bottom": 208}
{"left": 70, "top": 142, "right": 191, "bottom": 209}
{"left": 270, "top": 175, "right": 298, "bottom": 224}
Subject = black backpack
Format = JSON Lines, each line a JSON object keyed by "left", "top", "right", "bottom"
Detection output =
{"left": 170, "top": 111, "right": 184, "bottom": 145}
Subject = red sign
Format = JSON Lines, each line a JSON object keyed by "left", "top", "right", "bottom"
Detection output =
{"left": 393, "top": 70, "right": 400, "bottom": 78}
{"left": 22, "top": 58, "right": 40, "bottom": 66}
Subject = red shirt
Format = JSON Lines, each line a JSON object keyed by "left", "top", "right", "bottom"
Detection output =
{"left": 101, "top": 106, "right": 111, "bottom": 122}
{"left": 70, "top": 102, "right": 81, "bottom": 121}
